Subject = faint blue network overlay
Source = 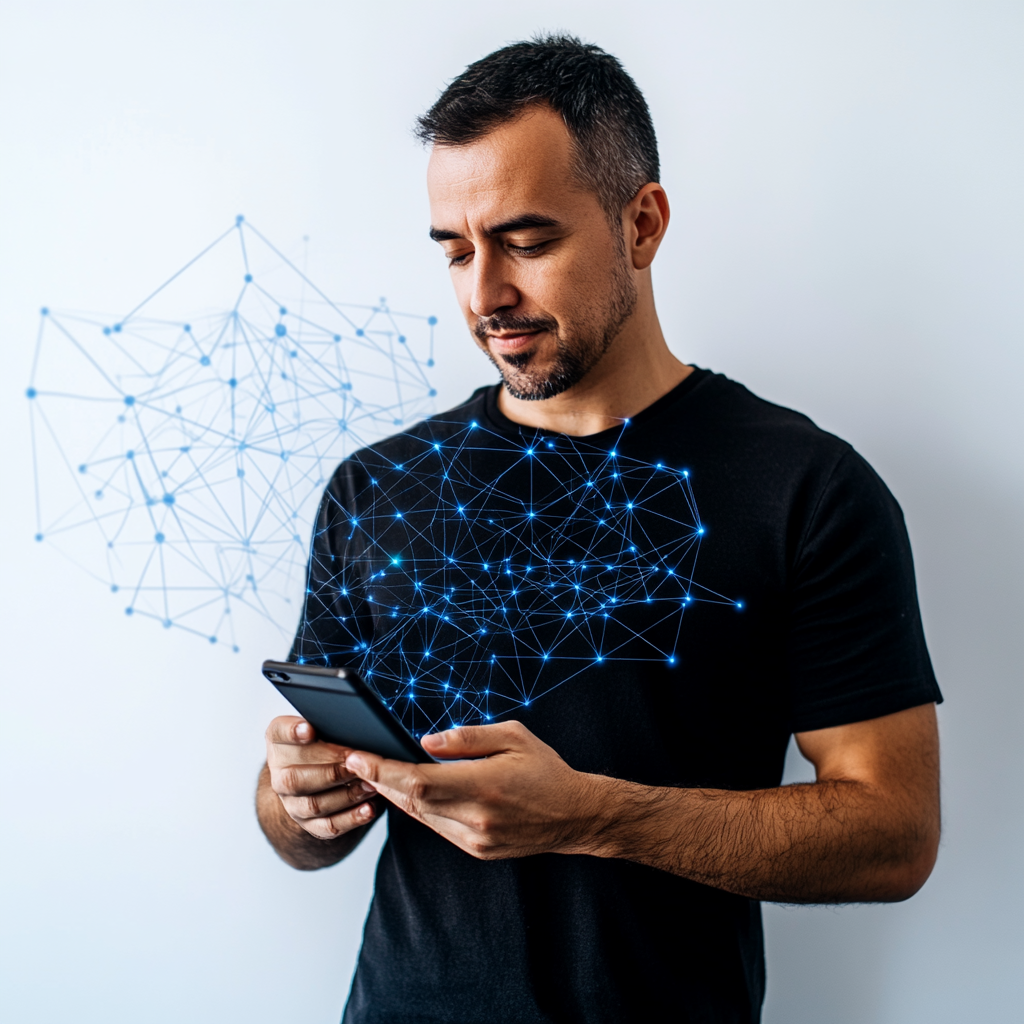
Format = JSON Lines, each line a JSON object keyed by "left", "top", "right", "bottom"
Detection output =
{"left": 27, "top": 217, "right": 438, "bottom": 650}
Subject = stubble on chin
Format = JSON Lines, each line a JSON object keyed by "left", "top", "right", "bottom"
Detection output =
{"left": 480, "top": 261, "right": 637, "bottom": 402}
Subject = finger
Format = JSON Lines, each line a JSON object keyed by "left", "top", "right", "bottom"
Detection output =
{"left": 345, "top": 751, "right": 438, "bottom": 809}
{"left": 281, "top": 779, "right": 377, "bottom": 821}
{"left": 301, "top": 797, "right": 381, "bottom": 840}
{"left": 272, "top": 759, "right": 363, "bottom": 795}
{"left": 267, "top": 736, "right": 356, "bottom": 769}
{"left": 265, "top": 715, "right": 316, "bottom": 746}
{"left": 422, "top": 720, "right": 529, "bottom": 759}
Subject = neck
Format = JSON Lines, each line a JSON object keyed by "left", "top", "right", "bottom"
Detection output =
{"left": 496, "top": 299, "right": 691, "bottom": 436}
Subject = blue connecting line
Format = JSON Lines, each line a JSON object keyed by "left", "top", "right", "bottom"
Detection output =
{"left": 26, "top": 219, "right": 438, "bottom": 651}
{"left": 297, "top": 418, "right": 741, "bottom": 732}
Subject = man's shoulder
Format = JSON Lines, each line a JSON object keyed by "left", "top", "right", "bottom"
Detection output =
{"left": 682, "top": 369, "right": 854, "bottom": 466}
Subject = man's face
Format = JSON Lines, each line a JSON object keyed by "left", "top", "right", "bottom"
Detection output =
{"left": 427, "top": 105, "right": 636, "bottom": 401}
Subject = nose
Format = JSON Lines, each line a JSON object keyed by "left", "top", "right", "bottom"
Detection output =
{"left": 469, "top": 247, "right": 520, "bottom": 319}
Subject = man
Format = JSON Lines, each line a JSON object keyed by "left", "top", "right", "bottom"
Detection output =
{"left": 256, "top": 35, "right": 941, "bottom": 1023}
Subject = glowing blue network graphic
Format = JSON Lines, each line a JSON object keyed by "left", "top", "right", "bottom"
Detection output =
{"left": 27, "top": 218, "right": 437, "bottom": 650}
{"left": 296, "top": 416, "right": 741, "bottom": 731}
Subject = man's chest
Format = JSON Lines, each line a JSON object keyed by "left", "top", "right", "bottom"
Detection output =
{"left": 343, "top": 442, "right": 789, "bottom": 740}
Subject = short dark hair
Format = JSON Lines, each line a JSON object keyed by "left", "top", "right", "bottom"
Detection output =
{"left": 415, "top": 34, "right": 660, "bottom": 217}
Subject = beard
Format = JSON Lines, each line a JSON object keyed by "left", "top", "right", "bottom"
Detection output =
{"left": 473, "top": 253, "right": 638, "bottom": 402}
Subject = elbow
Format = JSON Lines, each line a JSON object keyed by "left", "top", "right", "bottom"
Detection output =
{"left": 877, "top": 825, "right": 941, "bottom": 902}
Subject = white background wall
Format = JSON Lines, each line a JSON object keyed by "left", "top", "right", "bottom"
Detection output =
{"left": 1, "top": 2, "right": 1021, "bottom": 1021}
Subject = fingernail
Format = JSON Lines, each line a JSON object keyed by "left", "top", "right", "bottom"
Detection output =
{"left": 296, "top": 722, "right": 311, "bottom": 740}
{"left": 426, "top": 731, "right": 448, "bottom": 748}
{"left": 355, "top": 781, "right": 376, "bottom": 794}
{"left": 359, "top": 803, "right": 374, "bottom": 819}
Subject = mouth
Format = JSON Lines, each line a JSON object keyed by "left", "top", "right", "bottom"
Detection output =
{"left": 487, "top": 330, "right": 546, "bottom": 358}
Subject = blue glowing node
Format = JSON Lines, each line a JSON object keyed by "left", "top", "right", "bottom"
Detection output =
{"left": 296, "top": 420, "right": 741, "bottom": 729}
{"left": 125, "top": 607, "right": 133, "bottom": 615}
{"left": 398, "top": 335, "right": 407, "bottom": 344}
{"left": 209, "top": 635, "right": 217, "bottom": 643}
{"left": 236, "top": 214, "right": 244, "bottom": 224}
{"left": 163, "top": 619, "right": 172, "bottom": 628}
{"left": 356, "top": 328, "right": 365, "bottom": 337}
{"left": 27, "top": 217, "right": 437, "bottom": 650}
{"left": 34, "top": 532, "right": 43, "bottom": 541}
{"left": 41, "top": 307, "right": 49, "bottom": 316}
{"left": 428, "top": 316, "right": 438, "bottom": 325}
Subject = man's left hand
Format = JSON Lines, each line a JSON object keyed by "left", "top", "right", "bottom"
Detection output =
{"left": 344, "top": 722, "right": 605, "bottom": 860}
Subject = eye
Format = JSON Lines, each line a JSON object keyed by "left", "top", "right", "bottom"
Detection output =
{"left": 507, "top": 242, "right": 545, "bottom": 256}
{"left": 446, "top": 252, "right": 472, "bottom": 267}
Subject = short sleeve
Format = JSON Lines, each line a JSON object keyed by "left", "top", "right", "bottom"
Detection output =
{"left": 786, "top": 449, "right": 942, "bottom": 733}
{"left": 289, "top": 460, "right": 375, "bottom": 666}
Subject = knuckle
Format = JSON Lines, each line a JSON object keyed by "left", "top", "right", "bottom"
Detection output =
{"left": 466, "top": 837, "right": 495, "bottom": 859}
{"left": 469, "top": 814, "right": 495, "bottom": 835}
{"left": 299, "top": 794, "right": 322, "bottom": 818}
{"left": 276, "top": 766, "right": 302, "bottom": 795}
{"left": 408, "top": 776, "right": 433, "bottom": 804}
{"left": 317, "top": 815, "right": 343, "bottom": 838}
{"left": 303, "top": 819, "right": 335, "bottom": 840}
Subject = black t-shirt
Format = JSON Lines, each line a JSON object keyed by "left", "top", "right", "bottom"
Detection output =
{"left": 290, "top": 369, "right": 941, "bottom": 1024}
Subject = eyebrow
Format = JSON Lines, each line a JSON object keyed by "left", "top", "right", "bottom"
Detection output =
{"left": 428, "top": 213, "right": 561, "bottom": 243}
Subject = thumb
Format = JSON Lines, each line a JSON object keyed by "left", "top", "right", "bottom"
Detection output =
{"left": 422, "top": 721, "right": 524, "bottom": 759}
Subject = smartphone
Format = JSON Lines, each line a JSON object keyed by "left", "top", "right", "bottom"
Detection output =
{"left": 262, "top": 660, "right": 437, "bottom": 764}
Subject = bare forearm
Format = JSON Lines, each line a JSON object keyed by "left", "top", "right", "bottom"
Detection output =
{"left": 256, "top": 763, "right": 370, "bottom": 871}
{"left": 582, "top": 777, "right": 938, "bottom": 903}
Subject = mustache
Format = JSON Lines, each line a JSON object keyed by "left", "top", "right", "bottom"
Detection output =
{"left": 472, "top": 313, "right": 558, "bottom": 344}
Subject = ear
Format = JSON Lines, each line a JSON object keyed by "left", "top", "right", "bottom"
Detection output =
{"left": 623, "top": 183, "right": 670, "bottom": 271}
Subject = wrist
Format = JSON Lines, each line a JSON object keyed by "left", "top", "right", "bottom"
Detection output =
{"left": 563, "top": 772, "right": 643, "bottom": 859}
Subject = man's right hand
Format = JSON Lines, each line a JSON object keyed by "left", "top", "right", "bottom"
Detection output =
{"left": 260, "top": 716, "right": 380, "bottom": 862}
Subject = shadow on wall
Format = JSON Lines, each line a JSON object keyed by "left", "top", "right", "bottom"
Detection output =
{"left": 763, "top": 451, "right": 1024, "bottom": 1024}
